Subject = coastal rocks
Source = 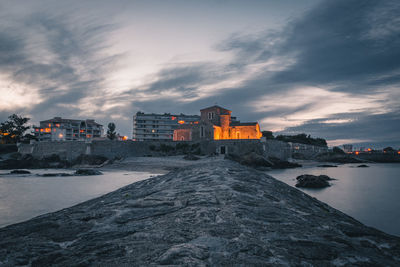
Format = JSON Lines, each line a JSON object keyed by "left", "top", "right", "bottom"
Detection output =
{"left": 1, "top": 161, "right": 399, "bottom": 266}
{"left": 183, "top": 154, "right": 200, "bottom": 161}
{"left": 226, "top": 152, "right": 301, "bottom": 169}
{"left": 72, "top": 154, "right": 108, "bottom": 166}
{"left": 318, "top": 164, "right": 338, "bottom": 167}
{"left": 316, "top": 153, "right": 363, "bottom": 163}
{"left": 10, "top": 169, "right": 31, "bottom": 174}
{"left": 39, "top": 173, "right": 73, "bottom": 177}
{"left": 357, "top": 164, "right": 369, "bottom": 168}
{"left": 268, "top": 156, "right": 302, "bottom": 169}
{"left": 225, "top": 152, "right": 273, "bottom": 168}
{"left": 295, "top": 174, "right": 334, "bottom": 188}
{"left": 74, "top": 169, "right": 102, "bottom": 175}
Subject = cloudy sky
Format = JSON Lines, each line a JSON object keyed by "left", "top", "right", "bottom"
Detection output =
{"left": 1, "top": 0, "right": 399, "bottom": 148}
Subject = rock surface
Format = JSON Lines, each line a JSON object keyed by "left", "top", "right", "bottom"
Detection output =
{"left": 10, "top": 170, "right": 31, "bottom": 174}
{"left": 0, "top": 161, "right": 399, "bottom": 266}
{"left": 296, "top": 174, "right": 333, "bottom": 188}
{"left": 74, "top": 169, "right": 102, "bottom": 176}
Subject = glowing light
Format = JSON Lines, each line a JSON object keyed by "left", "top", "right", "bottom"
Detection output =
{"left": 44, "top": 128, "right": 51, "bottom": 133}
{"left": 398, "top": 151, "right": 400, "bottom": 155}
{"left": 355, "top": 151, "right": 359, "bottom": 155}
{"left": 194, "top": 121, "right": 199, "bottom": 124}
{"left": 178, "top": 120, "right": 185, "bottom": 124}
{"left": 35, "top": 129, "right": 39, "bottom": 132}
{"left": 58, "top": 133, "right": 63, "bottom": 138}
{"left": 40, "top": 129, "right": 43, "bottom": 132}
{"left": 48, "top": 124, "right": 51, "bottom": 127}
{"left": 171, "top": 116, "right": 176, "bottom": 120}
{"left": 122, "top": 136, "right": 128, "bottom": 141}
{"left": 55, "top": 124, "right": 60, "bottom": 127}
{"left": 367, "top": 148, "right": 372, "bottom": 152}
{"left": 87, "top": 134, "right": 91, "bottom": 138}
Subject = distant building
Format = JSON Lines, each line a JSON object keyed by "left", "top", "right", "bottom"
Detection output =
{"left": 173, "top": 105, "right": 262, "bottom": 141}
{"left": 132, "top": 112, "right": 200, "bottom": 141}
{"left": 33, "top": 117, "right": 103, "bottom": 142}
{"left": 343, "top": 144, "right": 353, "bottom": 153}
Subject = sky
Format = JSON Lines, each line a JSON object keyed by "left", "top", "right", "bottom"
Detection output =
{"left": 0, "top": 0, "right": 399, "bottom": 148}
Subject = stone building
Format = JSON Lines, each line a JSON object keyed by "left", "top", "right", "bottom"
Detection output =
{"left": 173, "top": 106, "right": 262, "bottom": 141}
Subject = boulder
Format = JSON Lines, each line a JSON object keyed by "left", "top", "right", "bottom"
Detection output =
{"left": 74, "top": 169, "right": 102, "bottom": 176}
{"left": 73, "top": 154, "right": 108, "bottom": 166}
{"left": 357, "top": 164, "right": 369, "bottom": 168}
{"left": 39, "top": 173, "right": 73, "bottom": 177}
{"left": 225, "top": 152, "right": 273, "bottom": 168}
{"left": 183, "top": 154, "right": 200, "bottom": 161}
{"left": 10, "top": 169, "right": 31, "bottom": 174}
{"left": 296, "top": 174, "right": 333, "bottom": 188}
{"left": 318, "top": 164, "right": 338, "bottom": 167}
{"left": 268, "top": 156, "right": 302, "bottom": 169}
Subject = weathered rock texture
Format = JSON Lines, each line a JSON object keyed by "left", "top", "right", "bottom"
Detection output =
{"left": 1, "top": 161, "right": 399, "bottom": 266}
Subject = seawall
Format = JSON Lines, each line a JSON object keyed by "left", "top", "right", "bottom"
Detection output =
{"left": 18, "top": 139, "right": 297, "bottom": 161}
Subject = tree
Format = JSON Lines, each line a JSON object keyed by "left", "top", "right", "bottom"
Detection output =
{"left": 262, "top": 131, "right": 274, "bottom": 139}
{"left": 107, "top": 122, "right": 117, "bottom": 140}
{"left": 0, "top": 114, "right": 30, "bottom": 144}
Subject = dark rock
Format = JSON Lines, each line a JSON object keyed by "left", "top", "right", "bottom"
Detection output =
{"left": 318, "top": 164, "right": 338, "bottom": 167}
{"left": 74, "top": 169, "right": 102, "bottom": 175}
{"left": 357, "top": 164, "right": 369, "bottom": 168}
{"left": 316, "top": 153, "right": 363, "bottom": 163}
{"left": 73, "top": 154, "right": 108, "bottom": 166}
{"left": 10, "top": 170, "right": 31, "bottom": 174}
{"left": 183, "top": 154, "right": 200, "bottom": 161}
{"left": 0, "top": 144, "right": 18, "bottom": 154}
{"left": 225, "top": 152, "right": 273, "bottom": 168}
{"left": 39, "top": 173, "right": 73, "bottom": 177}
{"left": 0, "top": 161, "right": 399, "bottom": 266}
{"left": 268, "top": 156, "right": 302, "bottom": 169}
{"left": 295, "top": 174, "right": 333, "bottom": 188}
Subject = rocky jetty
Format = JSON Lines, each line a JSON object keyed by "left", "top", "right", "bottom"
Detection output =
{"left": 296, "top": 174, "right": 334, "bottom": 188}
{"left": 0, "top": 161, "right": 399, "bottom": 266}
{"left": 225, "top": 152, "right": 301, "bottom": 169}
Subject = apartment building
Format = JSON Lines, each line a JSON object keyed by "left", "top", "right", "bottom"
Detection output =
{"left": 33, "top": 117, "right": 103, "bottom": 142}
{"left": 133, "top": 112, "right": 200, "bottom": 141}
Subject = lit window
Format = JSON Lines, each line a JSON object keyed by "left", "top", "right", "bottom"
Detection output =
{"left": 178, "top": 120, "right": 185, "bottom": 124}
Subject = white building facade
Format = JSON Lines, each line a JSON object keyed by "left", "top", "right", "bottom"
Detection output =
{"left": 33, "top": 117, "right": 103, "bottom": 142}
{"left": 133, "top": 112, "right": 200, "bottom": 141}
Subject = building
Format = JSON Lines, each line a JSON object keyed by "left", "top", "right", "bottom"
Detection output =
{"left": 173, "top": 105, "right": 262, "bottom": 141}
{"left": 33, "top": 117, "right": 103, "bottom": 142}
{"left": 343, "top": 144, "right": 353, "bottom": 153}
{"left": 133, "top": 112, "right": 200, "bottom": 141}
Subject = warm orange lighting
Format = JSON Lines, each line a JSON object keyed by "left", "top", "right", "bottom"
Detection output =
{"left": 171, "top": 116, "right": 176, "bottom": 120}
{"left": 44, "top": 128, "right": 51, "bottom": 133}
{"left": 80, "top": 130, "right": 84, "bottom": 133}
{"left": 2, "top": 132, "right": 9, "bottom": 136}
{"left": 355, "top": 151, "right": 359, "bottom": 155}
{"left": 178, "top": 120, "right": 185, "bottom": 124}
{"left": 40, "top": 129, "right": 43, "bottom": 132}
{"left": 122, "top": 136, "right": 128, "bottom": 141}
{"left": 48, "top": 123, "right": 51, "bottom": 127}
{"left": 87, "top": 134, "right": 91, "bottom": 138}
{"left": 398, "top": 151, "right": 400, "bottom": 155}
{"left": 367, "top": 148, "right": 372, "bottom": 152}
{"left": 58, "top": 133, "right": 63, "bottom": 138}
{"left": 55, "top": 123, "right": 60, "bottom": 127}
{"left": 194, "top": 121, "right": 199, "bottom": 124}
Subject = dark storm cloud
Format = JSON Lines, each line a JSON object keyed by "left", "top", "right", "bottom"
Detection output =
{"left": 281, "top": 110, "right": 400, "bottom": 148}
{"left": 0, "top": 9, "right": 120, "bottom": 120}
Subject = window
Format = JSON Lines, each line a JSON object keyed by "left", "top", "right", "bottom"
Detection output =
{"left": 200, "top": 126, "right": 205, "bottom": 138}
{"left": 207, "top": 112, "right": 214, "bottom": 120}
{"left": 181, "top": 136, "right": 184, "bottom": 141}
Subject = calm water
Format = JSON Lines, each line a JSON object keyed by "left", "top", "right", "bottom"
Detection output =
{"left": 267, "top": 163, "right": 400, "bottom": 237}
{"left": 0, "top": 169, "right": 160, "bottom": 228}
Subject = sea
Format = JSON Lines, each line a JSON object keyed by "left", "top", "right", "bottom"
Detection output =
{"left": 0, "top": 169, "right": 160, "bottom": 228}
{"left": 266, "top": 163, "right": 400, "bottom": 237}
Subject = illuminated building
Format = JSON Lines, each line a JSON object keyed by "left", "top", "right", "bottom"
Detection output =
{"left": 33, "top": 117, "right": 103, "bottom": 142}
{"left": 132, "top": 112, "right": 200, "bottom": 141}
{"left": 173, "top": 105, "right": 262, "bottom": 141}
